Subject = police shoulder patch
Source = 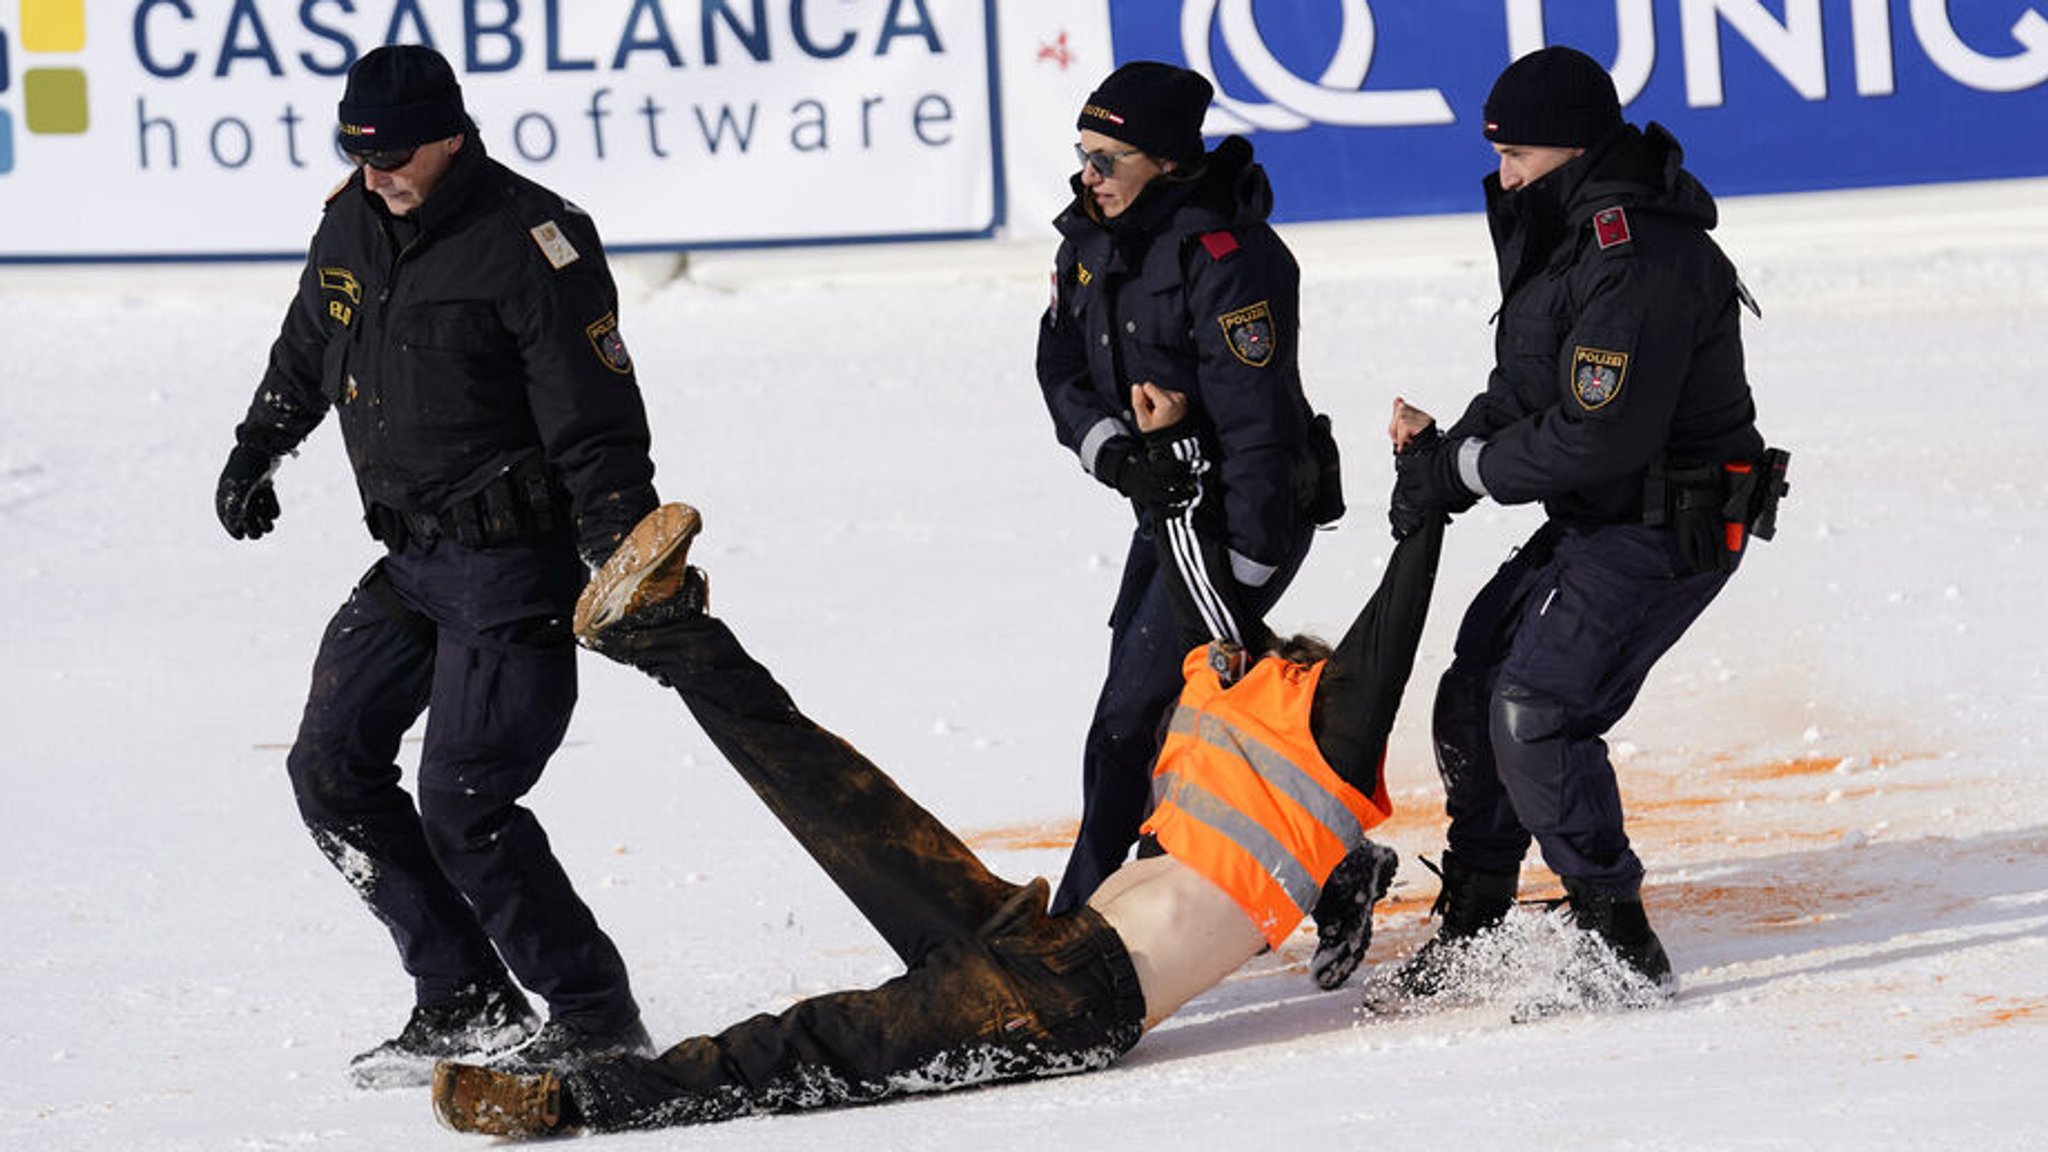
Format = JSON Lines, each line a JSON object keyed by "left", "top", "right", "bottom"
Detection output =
{"left": 1218, "top": 300, "right": 1277, "bottom": 367}
{"left": 1198, "top": 230, "right": 1241, "bottom": 261}
{"left": 530, "top": 220, "right": 581, "bottom": 270}
{"left": 1593, "top": 206, "right": 1632, "bottom": 250}
{"left": 586, "top": 312, "right": 632, "bottom": 375}
{"left": 1571, "top": 345, "right": 1629, "bottom": 410}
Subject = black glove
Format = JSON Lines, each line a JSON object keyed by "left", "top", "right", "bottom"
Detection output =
{"left": 1104, "top": 437, "right": 1198, "bottom": 510}
{"left": 1389, "top": 427, "right": 1477, "bottom": 540}
{"left": 577, "top": 496, "right": 659, "bottom": 570}
{"left": 216, "top": 444, "right": 281, "bottom": 540}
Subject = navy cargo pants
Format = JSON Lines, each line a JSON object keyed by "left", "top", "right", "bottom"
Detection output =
{"left": 284, "top": 536, "right": 639, "bottom": 1032}
{"left": 566, "top": 611, "right": 1146, "bottom": 1131}
{"left": 1434, "top": 522, "right": 1735, "bottom": 898}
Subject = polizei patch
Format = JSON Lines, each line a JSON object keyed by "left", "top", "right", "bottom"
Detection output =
{"left": 1218, "top": 301, "right": 1277, "bottom": 367}
{"left": 1571, "top": 346, "right": 1629, "bottom": 409}
{"left": 586, "top": 312, "right": 632, "bottom": 374}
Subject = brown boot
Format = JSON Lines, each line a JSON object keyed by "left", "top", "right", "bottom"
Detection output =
{"left": 573, "top": 503, "right": 702, "bottom": 641}
{"left": 432, "top": 1061, "right": 566, "bottom": 1138}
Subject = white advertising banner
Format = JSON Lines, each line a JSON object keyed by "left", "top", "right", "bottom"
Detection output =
{"left": 0, "top": 1, "right": 1001, "bottom": 261}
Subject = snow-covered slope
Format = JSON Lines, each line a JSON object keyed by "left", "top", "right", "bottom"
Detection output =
{"left": 3, "top": 178, "right": 2045, "bottom": 1151}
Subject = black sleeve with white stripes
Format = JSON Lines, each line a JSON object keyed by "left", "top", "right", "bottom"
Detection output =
{"left": 1145, "top": 432, "right": 1274, "bottom": 657}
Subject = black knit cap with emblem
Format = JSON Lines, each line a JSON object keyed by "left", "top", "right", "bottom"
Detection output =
{"left": 1482, "top": 46, "right": 1623, "bottom": 148}
{"left": 336, "top": 44, "right": 470, "bottom": 153}
{"left": 1076, "top": 61, "right": 1214, "bottom": 164}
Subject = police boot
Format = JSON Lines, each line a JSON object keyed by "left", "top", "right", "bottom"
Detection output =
{"left": 490, "top": 1017, "right": 655, "bottom": 1075}
{"left": 1309, "top": 840, "right": 1400, "bottom": 991}
{"left": 1561, "top": 877, "right": 1674, "bottom": 992}
{"left": 348, "top": 977, "right": 539, "bottom": 1090}
{"left": 1388, "top": 850, "right": 1520, "bottom": 997}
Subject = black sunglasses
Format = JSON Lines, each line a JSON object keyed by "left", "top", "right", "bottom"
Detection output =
{"left": 1074, "top": 143, "right": 1142, "bottom": 179}
{"left": 348, "top": 147, "right": 419, "bottom": 172}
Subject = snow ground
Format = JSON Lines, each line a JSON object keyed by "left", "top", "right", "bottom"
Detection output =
{"left": 3, "top": 177, "right": 2046, "bottom": 1151}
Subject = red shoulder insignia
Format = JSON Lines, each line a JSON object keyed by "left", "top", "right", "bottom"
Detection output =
{"left": 1198, "top": 230, "right": 1241, "bottom": 260}
{"left": 1594, "top": 206, "right": 1632, "bottom": 250}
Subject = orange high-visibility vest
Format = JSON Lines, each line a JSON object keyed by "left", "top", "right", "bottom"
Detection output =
{"left": 1141, "top": 644, "right": 1393, "bottom": 947}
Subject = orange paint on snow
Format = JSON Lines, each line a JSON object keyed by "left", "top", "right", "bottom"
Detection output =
{"left": 963, "top": 820, "right": 1079, "bottom": 853}
{"left": 1735, "top": 757, "right": 1848, "bottom": 780}
{"left": 1970, "top": 997, "right": 2048, "bottom": 1029}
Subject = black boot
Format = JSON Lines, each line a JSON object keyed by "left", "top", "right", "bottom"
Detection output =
{"left": 349, "top": 977, "right": 539, "bottom": 1089}
{"left": 491, "top": 1017, "right": 655, "bottom": 1074}
{"left": 1388, "top": 850, "right": 1520, "bottom": 997}
{"left": 1561, "top": 877, "right": 1673, "bottom": 991}
{"left": 1309, "top": 840, "right": 1400, "bottom": 991}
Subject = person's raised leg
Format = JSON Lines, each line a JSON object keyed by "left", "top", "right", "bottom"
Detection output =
{"left": 577, "top": 505, "right": 1027, "bottom": 967}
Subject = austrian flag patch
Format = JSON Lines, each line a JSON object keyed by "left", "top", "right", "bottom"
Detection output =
{"left": 1571, "top": 345, "right": 1629, "bottom": 409}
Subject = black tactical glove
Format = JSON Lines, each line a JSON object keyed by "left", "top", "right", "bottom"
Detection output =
{"left": 216, "top": 444, "right": 281, "bottom": 540}
{"left": 1104, "top": 436, "right": 1198, "bottom": 510}
{"left": 1389, "top": 426, "right": 1478, "bottom": 540}
{"left": 577, "top": 497, "right": 657, "bottom": 570}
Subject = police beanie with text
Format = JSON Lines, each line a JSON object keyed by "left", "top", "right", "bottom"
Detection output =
{"left": 1482, "top": 46, "right": 1623, "bottom": 148}
{"left": 337, "top": 45, "right": 469, "bottom": 152}
{"left": 1077, "top": 61, "right": 1214, "bottom": 165}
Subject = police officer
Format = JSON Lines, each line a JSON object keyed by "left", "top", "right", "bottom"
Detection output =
{"left": 214, "top": 45, "right": 659, "bottom": 1085}
{"left": 1383, "top": 46, "right": 1783, "bottom": 995}
{"left": 1036, "top": 61, "right": 1339, "bottom": 914}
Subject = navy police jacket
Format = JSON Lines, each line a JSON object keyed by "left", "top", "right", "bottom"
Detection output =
{"left": 1449, "top": 123, "right": 1764, "bottom": 526}
{"left": 1037, "top": 136, "right": 1318, "bottom": 582}
{"left": 235, "top": 136, "right": 657, "bottom": 557}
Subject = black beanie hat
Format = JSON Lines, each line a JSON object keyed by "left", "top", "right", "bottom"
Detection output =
{"left": 1077, "top": 61, "right": 1214, "bottom": 165}
{"left": 1483, "top": 46, "right": 1623, "bottom": 148}
{"left": 337, "top": 44, "right": 469, "bottom": 152}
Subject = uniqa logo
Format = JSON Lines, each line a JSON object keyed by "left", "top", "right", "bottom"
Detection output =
{"left": 1, "top": 0, "right": 93, "bottom": 175}
{"left": 1179, "top": 0, "right": 1454, "bottom": 134}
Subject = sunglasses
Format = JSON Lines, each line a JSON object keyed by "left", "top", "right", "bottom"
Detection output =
{"left": 1074, "top": 143, "right": 1143, "bottom": 179}
{"left": 348, "top": 147, "right": 419, "bottom": 172}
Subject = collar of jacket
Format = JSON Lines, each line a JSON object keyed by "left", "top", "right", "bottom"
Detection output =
{"left": 357, "top": 130, "right": 492, "bottom": 239}
{"left": 1051, "top": 134, "right": 1272, "bottom": 245}
{"left": 1482, "top": 122, "right": 1717, "bottom": 295}
{"left": 1064, "top": 133, "right": 1269, "bottom": 276}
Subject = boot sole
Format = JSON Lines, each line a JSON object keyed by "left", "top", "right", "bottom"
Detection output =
{"left": 432, "top": 1061, "right": 563, "bottom": 1137}
{"left": 573, "top": 503, "right": 702, "bottom": 640}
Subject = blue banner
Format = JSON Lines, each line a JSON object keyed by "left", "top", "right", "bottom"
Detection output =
{"left": 1109, "top": 0, "right": 2048, "bottom": 221}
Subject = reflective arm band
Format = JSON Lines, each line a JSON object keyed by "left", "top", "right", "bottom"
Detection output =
{"left": 1457, "top": 437, "right": 1489, "bottom": 498}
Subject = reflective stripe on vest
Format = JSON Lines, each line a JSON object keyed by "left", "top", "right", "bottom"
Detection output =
{"left": 1143, "top": 649, "right": 1390, "bottom": 947}
{"left": 1151, "top": 758, "right": 1325, "bottom": 926}
{"left": 1164, "top": 709, "right": 1369, "bottom": 851}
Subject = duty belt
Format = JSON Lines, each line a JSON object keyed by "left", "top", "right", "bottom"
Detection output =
{"left": 1644, "top": 447, "right": 1791, "bottom": 573}
{"left": 368, "top": 456, "right": 565, "bottom": 551}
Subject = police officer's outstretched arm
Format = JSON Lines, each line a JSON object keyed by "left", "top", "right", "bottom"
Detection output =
{"left": 511, "top": 211, "right": 659, "bottom": 567}
{"left": 218, "top": 247, "right": 340, "bottom": 540}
